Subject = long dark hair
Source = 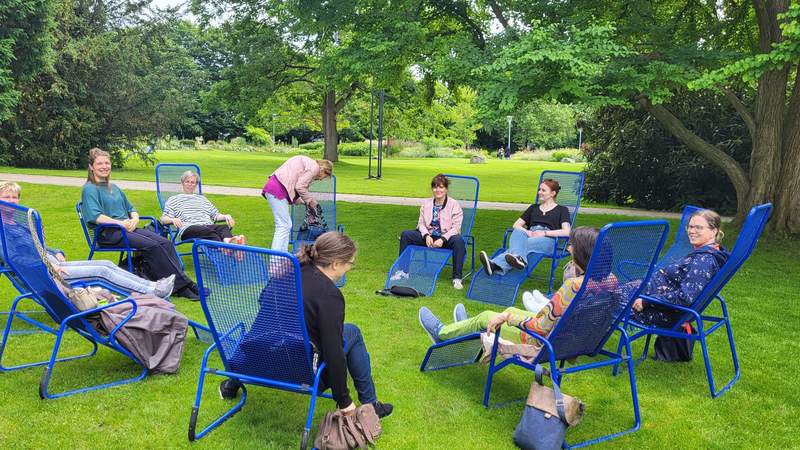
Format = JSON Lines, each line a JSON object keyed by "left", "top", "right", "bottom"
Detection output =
{"left": 569, "top": 226, "right": 599, "bottom": 273}
{"left": 296, "top": 231, "right": 356, "bottom": 268}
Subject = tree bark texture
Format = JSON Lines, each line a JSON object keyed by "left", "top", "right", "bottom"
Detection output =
{"left": 322, "top": 89, "right": 338, "bottom": 162}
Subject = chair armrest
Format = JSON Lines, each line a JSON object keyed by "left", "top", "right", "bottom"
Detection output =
{"left": 138, "top": 216, "right": 160, "bottom": 234}
{"left": 639, "top": 294, "right": 701, "bottom": 322}
{"left": 93, "top": 223, "right": 132, "bottom": 250}
{"left": 63, "top": 297, "right": 138, "bottom": 343}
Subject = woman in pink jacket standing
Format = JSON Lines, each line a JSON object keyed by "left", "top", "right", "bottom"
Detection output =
{"left": 262, "top": 155, "right": 333, "bottom": 252}
{"left": 397, "top": 174, "right": 466, "bottom": 289}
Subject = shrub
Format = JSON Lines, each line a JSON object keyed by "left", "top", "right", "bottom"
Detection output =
{"left": 245, "top": 125, "right": 272, "bottom": 146}
{"left": 338, "top": 141, "right": 370, "bottom": 156}
{"left": 299, "top": 141, "right": 324, "bottom": 151}
{"left": 550, "top": 148, "right": 582, "bottom": 162}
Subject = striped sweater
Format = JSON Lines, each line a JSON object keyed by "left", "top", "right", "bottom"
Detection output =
{"left": 163, "top": 194, "right": 221, "bottom": 239}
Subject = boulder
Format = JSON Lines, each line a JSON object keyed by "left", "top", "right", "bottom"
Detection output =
{"left": 470, "top": 155, "right": 486, "bottom": 164}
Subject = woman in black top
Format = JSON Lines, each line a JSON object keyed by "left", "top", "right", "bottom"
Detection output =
{"left": 219, "top": 232, "right": 393, "bottom": 418}
{"left": 479, "top": 178, "right": 572, "bottom": 276}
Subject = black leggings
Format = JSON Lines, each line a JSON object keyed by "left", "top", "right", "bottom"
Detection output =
{"left": 180, "top": 224, "right": 234, "bottom": 242}
{"left": 98, "top": 228, "right": 193, "bottom": 290}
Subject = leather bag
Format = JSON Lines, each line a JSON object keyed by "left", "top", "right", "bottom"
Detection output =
{"left": 314, "top": 403, "right": 382, "bottom": 450}
{"left": 513, "top": 365, "right": 585, "bottom": 450}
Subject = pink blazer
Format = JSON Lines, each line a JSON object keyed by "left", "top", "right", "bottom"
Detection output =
{"left": 271, "top": 155, "right": 320, "bottom": 205}
{"left": 417, "top": 197, "right": 464, "bottom": 240}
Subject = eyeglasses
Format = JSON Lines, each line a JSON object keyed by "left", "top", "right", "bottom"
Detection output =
{"left": 182, "top": 180, "right": 198, "bottom": 185}
{"left": 686, "top": 225, "right": 714, "bottom": 231}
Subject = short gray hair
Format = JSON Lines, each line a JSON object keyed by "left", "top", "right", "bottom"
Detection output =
{"left": 180, "top": 170, "right": 198, "bottom": 183}
{"left": 0, "top": 181, "right": 21, "bottom": 196}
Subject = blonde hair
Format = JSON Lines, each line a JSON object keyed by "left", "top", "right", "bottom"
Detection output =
{"left": 0, "top": 181, "right": 21, "bottom": 197}
{"left": 86, "top": 147, "right": 112, "bottom": 188}
{"left": 180, "top": 170, "right": 198, "bottom": 184}
{"left": 690, "top": 209, "right": 725, "bottom": 243}
{"left": 296, "top": 231, "right": 356, "bottom": 268}
{"left": 317, "top": 159, "right": 333, "bottom": 178}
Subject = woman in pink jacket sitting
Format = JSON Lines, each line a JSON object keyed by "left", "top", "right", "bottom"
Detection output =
{"left": 397, "top": 174, "right": 466, "bottom": 290}
{"left": 262, "top": 155, "right": 333, "bottom": 252}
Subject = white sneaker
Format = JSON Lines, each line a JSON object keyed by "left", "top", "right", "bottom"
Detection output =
{"left": 390, "top": 270, "right": 409, "bottom": 281}
{"left": 522, "top": 290, "right": 550, "bottom": 313}
{"left": 452, "top": 278, "right": 463, "bottom": 290}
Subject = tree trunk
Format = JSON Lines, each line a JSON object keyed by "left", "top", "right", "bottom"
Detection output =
{"left": 322, "top": 89, "right": 338, "bottom": 162}
{"left": 771, "top": 64, "right": 800, "bottom": 234}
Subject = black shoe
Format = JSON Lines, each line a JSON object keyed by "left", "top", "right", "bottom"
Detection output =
{"left": 372, "top": 401, "right": 394, "bottom": 419}
{"left": 175, "top": 286, "right": 200, "bottom": 301}
{"left": 189, "top": 282, "right": 211, "bottom": 297}
{"left": 219, "top": 379, "right": 241, "bottom": 400}
{"left": 505, "top": 253, "right": 526, "bottom": 270}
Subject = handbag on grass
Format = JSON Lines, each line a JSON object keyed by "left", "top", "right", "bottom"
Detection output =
{"left": 314, "top": 403, "right": 382, "bottom": 450}
{"left": 513, "top": 364, "right": 585, "bottom": 450}
{"left": 27, "top": 208, "right": 100, "bottom": 312}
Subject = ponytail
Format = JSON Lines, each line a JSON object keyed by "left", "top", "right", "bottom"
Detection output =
{"left": 295, "top": 231, "right": 356, "bottom": 268}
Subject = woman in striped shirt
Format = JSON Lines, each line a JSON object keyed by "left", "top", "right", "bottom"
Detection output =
{"left": 160, "top": 171, "right": 246, "bottom": 244}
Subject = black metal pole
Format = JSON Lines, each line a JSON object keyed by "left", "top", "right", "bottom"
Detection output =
{"left": 367, "top": 91, "right": 374, "bottom": 179}
{"left": 377, "top": 90, "right": 384, "bottom": 179}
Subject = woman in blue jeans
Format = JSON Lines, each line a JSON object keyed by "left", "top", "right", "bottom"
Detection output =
{"left": 220, "top": 232, "right": 393, "bottom": 418}
{"left": 479, "top": 179, "right": 572, "bottom": 276}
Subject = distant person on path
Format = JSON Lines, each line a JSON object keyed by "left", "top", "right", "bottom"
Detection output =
{"left": 478, "top": 178, "right": 571, "bottom": 276}
{"left": 395, "top": 174, "right": 466, "bottom": 290}
{"left": 160, "top": 170, "right": 245, "bottom": 245}
{"left": 79, "top": 148, "right": 198, "bottom": 299}
{"left": 261, "top": 155, "right": 333, "bottom": 252}
{"left": 0, "top": 181, "right": 174, "bottom": 297}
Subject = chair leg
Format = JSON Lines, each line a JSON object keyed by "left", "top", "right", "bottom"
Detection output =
{"left": 699, "top": 316, "right": 740, "bottom": 399}
{"left": 188, "top": 366, "right": 248, "bottom": 441}
{"left": 39, "top": 322, "right": 144, "bottom": 400}
{"left": 302, "top": 385, "right": 324, "bottom": 450}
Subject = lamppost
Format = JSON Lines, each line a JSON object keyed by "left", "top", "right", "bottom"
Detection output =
{"left": 271, "top": 113, "right": 277, "bottom": 149}
{"left": 506, "top": 115, "right": 513, "bottom": 158}
{"left": 577, "top": 125, "right": 583, "bottom": 150}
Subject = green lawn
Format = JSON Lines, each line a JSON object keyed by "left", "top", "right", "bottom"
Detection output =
{"left": 0, "top": 183, "right": 796, "bottom": 449}
{"left": 0, "top": 149, "right": 592, "bottom": 205}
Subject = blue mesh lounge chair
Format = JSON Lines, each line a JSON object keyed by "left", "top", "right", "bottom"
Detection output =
{"left": 0, "top": 202, "right": 147, "bottom": 396}
{"left": 657, "top": 204, "right": 703, "bottom": 269}
{"left": 0, "top": 254, "right": 52, "bottom": 336}
{"left": 467, "top": 171, "right": 584, "bottom": 306}
{"left": 76, "top": 201, "right": 161, "bottom": 273}
{"left": 188, "top": 240, "right": 334, "bottom": 449}
{"left": 620, "top": 203, "right": 772, "bottom": 399}
{"left": 383, "top": 174, "right": 479, "bottom": 296}
{"left": 420, "top": 332, "right": 483, "bottom": 372}
{"left": 155, "top": 163, "right": 218, "bottom": 264}
{"left": 484, "top": 220, "right": 668, "bottom": 448}
{"left": 289, "top": 175, "right": 346, "bottom": 287}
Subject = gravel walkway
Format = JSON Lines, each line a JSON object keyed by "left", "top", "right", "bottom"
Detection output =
{"left": 0, "top": 172, "right": 684, "bottom": 219}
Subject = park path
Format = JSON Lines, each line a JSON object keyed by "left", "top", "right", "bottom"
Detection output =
{"left": 0, "top": 172, "right": 684, "bottom": 219}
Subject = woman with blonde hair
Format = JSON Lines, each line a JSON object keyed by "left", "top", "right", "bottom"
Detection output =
{"left": 79, "top": 148, "right": 199, "bottom": 299}
{"left": 631, "top": 209, "right": 728, "bottom": 327}
{"left": 262, "top": 155, "right": 333, "bottom": 252}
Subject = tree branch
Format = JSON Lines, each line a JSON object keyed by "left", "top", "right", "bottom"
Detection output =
{"left": 486, "top": 0, "right": 510, "bottom": 31}
{"left": 638, "top": 96, "right": 751, "bottom": 211}
{"left": 334, "top": 82, "right": 360, "bottom": 112}
{"left": 722, "top": 88, "right": 756, "bottom": 137}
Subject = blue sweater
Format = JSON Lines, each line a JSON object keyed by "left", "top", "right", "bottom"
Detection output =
{"left": 633, "top": 245, "right": 729, "bottom": 327}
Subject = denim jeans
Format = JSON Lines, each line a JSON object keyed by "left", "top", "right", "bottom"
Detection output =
{"left": 341, "top": 323, "right": 377, "bottom": 405}
{"left": 490, "top": 226, "right": 556, "bottom": 275}
{"left": 57, "top": 258, "right": 156, "bottom": 294}
{"left": 265, "top": 193, "right": 291, "bottom": 252}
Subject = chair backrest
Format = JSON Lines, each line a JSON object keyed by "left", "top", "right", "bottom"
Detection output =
{"left": 192, "top": 240, "right": 316, "bottom": 386}
{"left": 75, "top": 201, "right": 95, "bottom": 247}
{"left": 155, "top": 163, "right": 203, "bottom": 210}
{"left": 545, "top": 220, "right": 669, "bottom": 361}
{"left": 443, "top": 174, "right": 479, "bottom": 237}
{"left": 535, "top": 171, "right": 584, "bottom": 226}
{"left": 290, "top": 175, "right": 338, "bottom": 234}
{"left": 678, "top": 203, "right": 772, "bottom": 324}
{"left": 0, "top": 201, "right": 95, "bottom": 335}
{"left": 657, "top": 204, "right": 703, "bottom": 268}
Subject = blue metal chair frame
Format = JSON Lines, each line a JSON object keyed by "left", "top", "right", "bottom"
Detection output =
{"left": 0, "top": 202, "right": 148, "bottom": 397}
{"left": 155, "top": 163, "right": 210, "bottom": 263}
{"left": 188, "top": 240, "right": 333, "bottom": 449}
{"left": 75, "top": 201, "right": 160, "bottom": 273}
{"left": 619, "top": 203, "right": 772, "bottom": 399}
{"left": 0, "top": 261, "right": 52, "bottom": 336}
{"left": 484, "top": 220, "right": 669, "bottom": 448}
{"left": 382, "top": 174, "right": 480, "bottom": 296}
{"left": 420, "top": 332, "right": 483, "bottom": 372}
{"left": 467, "top": 170, "right": 584, "bottom": 306}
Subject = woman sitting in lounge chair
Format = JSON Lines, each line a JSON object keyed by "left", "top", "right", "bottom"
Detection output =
{"left": 160, "top": 170, "right": 245, "bottom": 245}
{"left": 630, "top": 209, "right": 729, "bottom": 327}
{"left": 419, "top": 227, "right": 600, "bottom": 352}
{"left": 478, "top": 178, "right": 571, "bottom": 277}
